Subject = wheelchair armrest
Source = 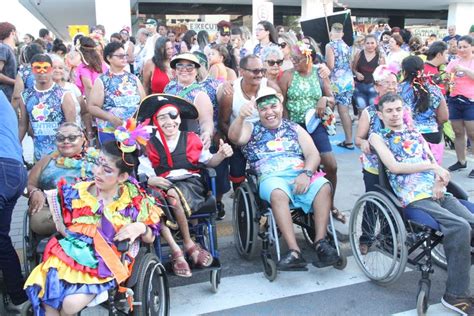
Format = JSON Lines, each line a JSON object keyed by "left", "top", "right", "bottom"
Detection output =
{"left": 116, "top": 239, "right": 130, "bottom": 253}
{"left": 206, "top": 167, "right": 216, "bottom": 178}
{"left": 447, "top": 181, "right": 468, "bottom": 200}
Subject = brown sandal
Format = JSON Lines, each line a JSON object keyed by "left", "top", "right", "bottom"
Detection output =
{"left": 331, "top": 208, "right": 346, "bottom": 224}
{"left": 186, "top": 244, "right": 213, "bottom": 268}
{"left": 171, "top": 250, "right": 192, "bottom": 278}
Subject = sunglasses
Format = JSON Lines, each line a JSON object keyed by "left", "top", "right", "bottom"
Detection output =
{"left": 157, "top": 109, "right": 179, "bottom": 121}
{"left": 112, "top": 54, "right": 128, "bottom": 59}
{"left": 175, "top": 63, "right": 196, "bottom": 72}
{"left": 278, "top": 42, "right": 288, "bottom": 49}
{"left": 242, "top": 68, "right": 266, "bottom": 75}
{"left": 220, "top": 32, "right": 230, "bottom": 36}
{"left": 266, "top": 59, "right": 283, "bottom": 66}
{"left": 55, "top": 134, "right": 82, "bottom": 143}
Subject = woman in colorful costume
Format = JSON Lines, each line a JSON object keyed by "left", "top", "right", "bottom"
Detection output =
{"left": 24, "top": 119, "right": 162, "bottom": 316}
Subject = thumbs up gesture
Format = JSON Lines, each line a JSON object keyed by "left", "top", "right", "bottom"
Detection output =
{"left": 217, "top": 139, "right": 233, "bottom": 158}
{"left": 239, "top": 97, "right": 256, "bottom": 119}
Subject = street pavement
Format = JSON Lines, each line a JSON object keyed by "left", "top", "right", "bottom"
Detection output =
{"left": 2, "top": 126, "right": 473, "bottom": 315}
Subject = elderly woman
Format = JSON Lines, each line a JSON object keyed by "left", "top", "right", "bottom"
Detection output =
{"left": 279, "top": 43, "right": 345, "bottom": 223}
{"left": 228, "top": 87, "right": 338, "bottom": 269}
{"left": 261, "top": 45, "right": 284, "bottom": 84}
{"left": 88, "top": 42, "right": 146, "bottom": 144}
{"left": 27, "top": 122, "right": 97, "bottom": 236}
{"left": 137, "top": 95, "right": 232, "bottom": 277}
{"left": 164, "top": 53, "right": 214, "bottom": 148}
{"left": 18, "top": 54, "right": 76, "bottom": 161}
{"left": 24, "top": 122, "right": 162, "bottom": 315}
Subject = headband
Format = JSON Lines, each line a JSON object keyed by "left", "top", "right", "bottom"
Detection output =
{"left": 257, "top": 95, "right": 280, "bottom": 109}
{"left": 114, "top": 118, "right": 152, "bottom": 166}
{"left": 295, "top": 41, "right": 312, "bottom": 65}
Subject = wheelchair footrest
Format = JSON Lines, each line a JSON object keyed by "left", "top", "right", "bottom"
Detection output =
{"left": 277, "top": 266, "right": 308, "bottom": 272}
{"left": 312, "top": 257, "right": 340, "bottom": 268}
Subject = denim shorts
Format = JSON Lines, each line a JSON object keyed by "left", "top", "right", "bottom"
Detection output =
{"left": 299, "top": 123, "right": 333, "bottom": 154}
{"left": 353, "top": 82, "right": 377, "bottom": 110}
{"left": 334, "top": 90, "right": 354, "bottom": 106}
{"left": 209, "top": 145, "right": 231, "bottom": 195}
{"left": 448, "top": 96, "right": 474, "bottom": 121}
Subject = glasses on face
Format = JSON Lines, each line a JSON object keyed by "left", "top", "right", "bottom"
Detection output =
{"left": 266, "top": 59, "right": 283, "bottom": 67}
{"left": 220, "top": 32, "right": 230, "bottom": 37}
{"left": 278, "top": 42, "right": 287, "bottom": 49}
{"left": 156, "top": 109, "right": 179, "bottom": 122}
{"left": 242, "top": 68, "right": 266, "bottom": 75}
{"left": 55, "top": 133, "right": 82, "bottom": 143}
{"left": 378, "top": 81, "right": 397, "bottom": 88}
{"left": 175, "top": 63, "right": 196, "bottom": 72}
{"left": 255, "top": 27, "right": 265, "bottom": 32}
{"left": 112, "top": 54, "right": 127, "bottom": 59}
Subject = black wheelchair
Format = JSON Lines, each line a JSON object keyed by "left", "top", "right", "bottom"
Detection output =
{"left": 139, "top": 169, "right": 222, "bottom": 293}
{"left": 233, "top": 169, "right": 347, "bottom": 282}
{"left": 22, "top": 209, "right": 170, "bottom": 316}
{"left": 349, "top": 159, "right": 474, "bottom": 316}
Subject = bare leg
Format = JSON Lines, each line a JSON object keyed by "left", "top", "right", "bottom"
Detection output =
{"left": 167, "top": 189, "right": 193, "bottom": 250}
{"left": 451, "top": 120, "right": 467, "bottom": 163}
{"left": 44, "top": 304, "right": 60, "bottom": 316}
{"left": 270, "top": 189, "right": 299, "bottom": 252}
{"left": 311, "top": 183, "right": 332, "bottom": 242}
{"left": 337, "top": 104, "right": 353, "bottom": 144}
{"left": 464, "top": 121, "right": 474, "bottom": 156}
{"left": 61, "top": 293, "right": 95, "bottom": 315}
{"left": 159, "top": 224, "right": 181, "bottom": 253}
{"left": 320, "top": 152, "right": 337, "bottom": 209}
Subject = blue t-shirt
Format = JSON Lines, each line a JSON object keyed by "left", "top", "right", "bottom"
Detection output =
{"left": 0, "top": 91, "right": 23, "bottom": 162}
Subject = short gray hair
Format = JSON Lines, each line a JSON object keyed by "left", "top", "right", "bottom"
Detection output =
{"left": 136, "top": 28, "right": 149, "bottom": 37}
{"left": 260, "top": 45, "right": 283, "bottom": 62}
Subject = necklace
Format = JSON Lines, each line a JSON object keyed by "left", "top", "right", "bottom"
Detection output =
{"left": 240, "top": 80, "right": 258, "bottom": 100}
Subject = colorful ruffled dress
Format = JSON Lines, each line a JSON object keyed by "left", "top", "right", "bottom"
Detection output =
{"left": 24, "top": 178, "right": 162, "bottom": 315}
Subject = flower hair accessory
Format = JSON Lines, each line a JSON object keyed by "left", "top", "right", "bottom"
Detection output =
{"left": 373, "top": 62, "right": 401, "bottom": 82}
{"left": 115, "top": 118, "right": 152, "bottom": 154}
{"left": 295, "top": 41, "right": 312, "bottom": 64}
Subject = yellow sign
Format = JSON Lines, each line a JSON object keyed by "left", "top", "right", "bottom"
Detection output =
{"left": 68, "top": 25, "right": 89, "bottom": 40}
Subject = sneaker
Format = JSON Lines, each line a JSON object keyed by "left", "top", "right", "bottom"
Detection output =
{"left": 5, "top": 299, "right": 30, "bottom": 314}
{"left": 314, "top": 239, "right": 339, "bottom": 266}
{"left": 216, "top": 201, "right": 225, "bottom": 220}
{"left": 468, "top": 169, "right": 474, "bottom": 179}
{"left": 448, "top": 161, "right": 467, "bottom": 172}
{"left": 441, "top": 293, "right": 474, "bottom": 315}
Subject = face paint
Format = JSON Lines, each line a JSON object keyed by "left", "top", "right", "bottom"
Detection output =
{"left": 32, "top": 62, "right": 52, "bottom": 74}
{"left": 93, "top": 155, "right": 116, "bottom": 176}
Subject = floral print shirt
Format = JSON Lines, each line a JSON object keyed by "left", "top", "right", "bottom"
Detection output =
{"left": 328, "top": 39, "right": 354, "bottom": 94}
{"left": 22, "top": 83, "right": 67, "bottom": 161}
{"left": 97, "top": 70, "right": 141, "bottom": 133}
{"left": 286, "top": 68, "right": 322, "bottom": 124}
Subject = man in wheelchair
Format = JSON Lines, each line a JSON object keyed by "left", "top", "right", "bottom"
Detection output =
{"left": 369, "top": 93, "right": 474, "bottom": 315}
{"left": 136, "top": 94, "right": 233, "bottom": 277}
{"left": 228, "top": 87, "right": 339, "bottom": 270}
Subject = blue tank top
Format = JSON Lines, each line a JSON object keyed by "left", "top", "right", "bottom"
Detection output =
{"left": 22, "top": 83, "right": 66, "bottom": 161}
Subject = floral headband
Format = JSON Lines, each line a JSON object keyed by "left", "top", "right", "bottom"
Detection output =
{"left": 373, "top": 63, "right": 400, "bottom": 82}
{"left": 294, "top": 41, "right": 312, "bottom": 64}
{"left": 114, "top": 118, "right": 152, "bottom": 166}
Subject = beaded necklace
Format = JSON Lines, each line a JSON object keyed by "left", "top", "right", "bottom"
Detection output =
{"left": 53, "top": 147, "right": 99, "bottom": 179}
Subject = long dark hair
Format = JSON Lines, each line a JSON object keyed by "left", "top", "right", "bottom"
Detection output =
{"left": 402, "top": 55, "right": 430, "bottom": 113}
{"left": 152, "top": 37, "right": 170, "bottom": 72}
{"left": 78, "top": 36, "right": 103, "bottom": 73}
{"left": 258, "top": 21, "right": 278, "bottom": 44}
{"left": 102, "top": 141, "right": 139, "bottom": 175}
{"left": 182, "top": 30, "right": 197, "bottom": 51}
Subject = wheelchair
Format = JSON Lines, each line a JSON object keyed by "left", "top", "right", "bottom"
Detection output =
{"left": 349, "top": 159, "right": 474, "bottom": 316}
{"left": 233, "top": 169, "right": 347, "bottom": 282}
{"left": 22, "top": 209, "right": 170, "bottom": 316}
{"left": 139, "top": 169, "right": 222, "bottom": 293}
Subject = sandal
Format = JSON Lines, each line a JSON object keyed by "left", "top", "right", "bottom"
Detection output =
{"left": 336, "top": 141, "right": 355, "bottom": 150}
{"left": 171, "top": 250, "right": 192, "bottom": 278}
{"left": 277, "top": 249, "right": 307, "bottom": 271}
{"left": 331, "top": 208, "right": 346, "bottom": 224}
{"left": 186, "top": 244, "right": 213, "bottom": 268}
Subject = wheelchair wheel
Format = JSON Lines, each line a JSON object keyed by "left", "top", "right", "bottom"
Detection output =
{"left": 431, "top": 244, "right": 447, "bottom": 270}
{"left": 416, "top": 280, "right": 430, "bottom": 316}
{"left": 263, "top": 257, "right": 277, "bottom": 282}
{"left": 233, "top": 182, "right": 259, "bottom": 260}
{"left": 22, "top": 210, "right": 39, "bottom": 277}
{"left": 133, "top": 254, "right": 169, "bottom": 316}
{"left": 210, "top": 269, "right": 221, "bottom": 293}
{"left": 349, "top": 191, "right": 408, "bottom": 285}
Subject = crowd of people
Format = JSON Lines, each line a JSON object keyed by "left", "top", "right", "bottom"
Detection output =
{"left": 0, "top": 17, "right": 473, "bottom": 315}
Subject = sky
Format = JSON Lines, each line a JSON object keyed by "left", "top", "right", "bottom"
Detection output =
{"left": 0, "top": 0, "right": 46, "bottom": 39}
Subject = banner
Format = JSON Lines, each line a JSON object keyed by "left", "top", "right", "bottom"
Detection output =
{"left": 67, "top": 25, "right": 89, "bottom": 40}
{"left": 188, "top": 22, "right": 217, "bottom": 33}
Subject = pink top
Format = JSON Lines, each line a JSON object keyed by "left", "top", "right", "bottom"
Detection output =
{"left": 75, "top": 62, "right": 108, "bottom": 95}
{"left": 446, "top": 58, "right": 474, "bottom": 99}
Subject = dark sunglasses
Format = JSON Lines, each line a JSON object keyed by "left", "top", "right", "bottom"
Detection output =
{"left": 157, "top": 109, "right": 179, "bottom": 121}
{"left": 55, "top": 134, "right": 82, "bottom": 143}
{"left": 175, "top": 63, "right": 196, "bottom": 72}
{"left": 242, "top": 68, "right": 266, "bottom": 75}
{"left": 220, "top": 32, "right": 230, "bottom": 36}
{"left": 279, "top": 42, "right": 288, "bottom": 49}
{"left": 266, "top": 59, "right": 283, "bottom": 66}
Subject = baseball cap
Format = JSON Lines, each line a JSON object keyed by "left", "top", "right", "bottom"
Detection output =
{"left": 145, "top": 19, "right": 157, "bottom": 27}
